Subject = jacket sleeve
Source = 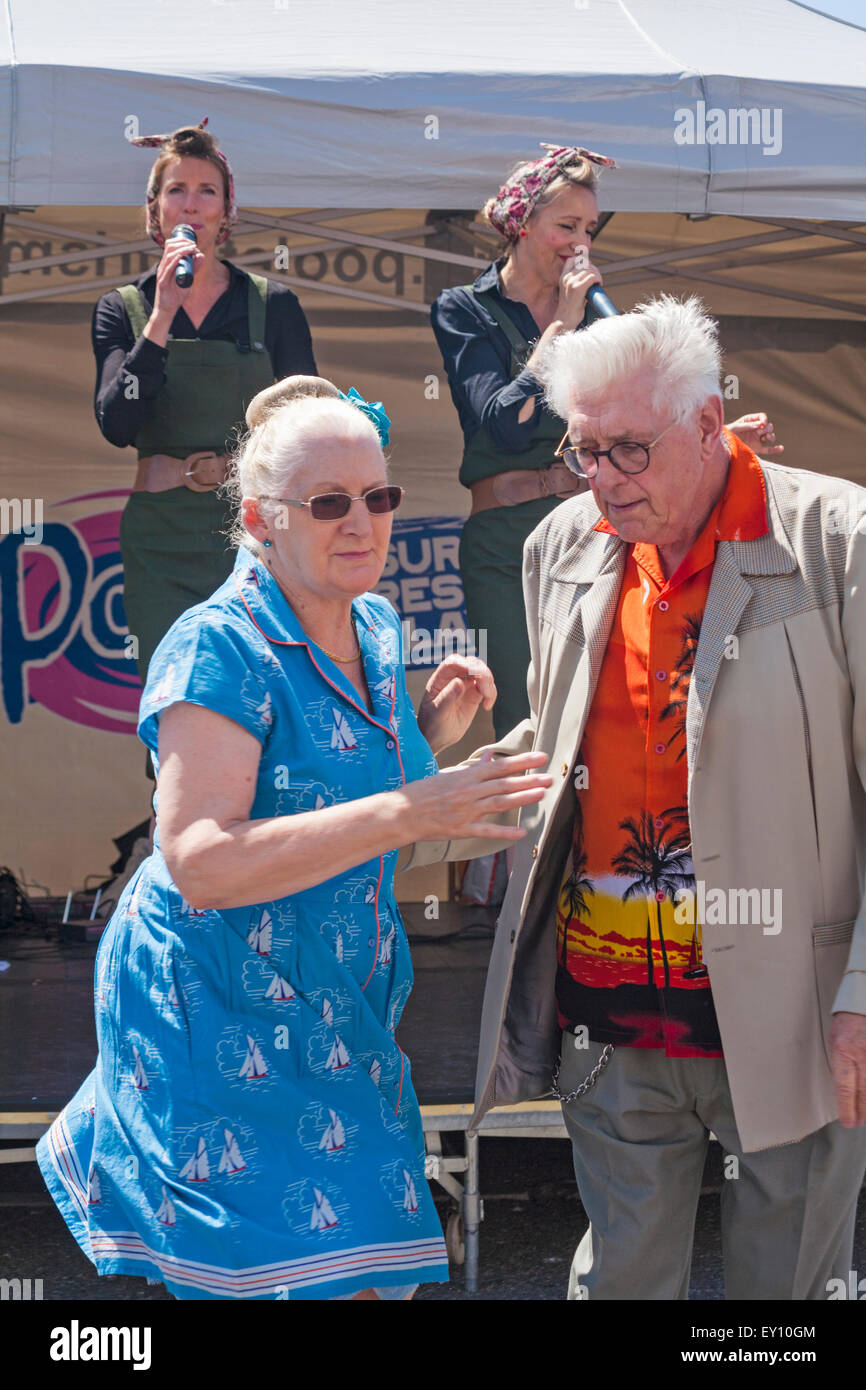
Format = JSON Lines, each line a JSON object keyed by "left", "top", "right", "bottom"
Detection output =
{"left": 398, "top": 532, "right": 542, "bottom": 870}
{"left": 430, "top": 289, "right": 544, "bottom": 453}
{"left": 832, "top": 503, "right": 866, "bottom": 1014}
{"left": 92, "top": 290, "right": 169, "bottom": 448}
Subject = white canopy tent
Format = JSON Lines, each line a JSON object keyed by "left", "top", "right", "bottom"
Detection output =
{"left": 2, "top": 0, "right": 866, "bottom": 217}
{"left": 1, "top": 0, "right": 865, "bottom": 893}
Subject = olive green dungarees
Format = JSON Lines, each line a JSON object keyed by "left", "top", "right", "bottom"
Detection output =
{"left": 458, "top": 288, "right": 568, "bottom": 739}
{"left": 116, "top": 273, "right": 274, "bottom": 686}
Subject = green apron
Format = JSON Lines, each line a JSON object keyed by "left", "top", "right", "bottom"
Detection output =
{"left": 457, "top": 287, "right": 568, "bottom": 738}
{"left": 116, "top": 273, "right": 274, "bottom": 687}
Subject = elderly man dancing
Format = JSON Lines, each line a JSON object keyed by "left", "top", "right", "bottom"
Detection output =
{"left": 402, "top": 295, "right": 866, "bottom": 1300}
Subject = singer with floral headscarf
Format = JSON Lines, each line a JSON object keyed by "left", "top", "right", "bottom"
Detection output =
{"left": 431, "top": 145, "right": 613, "bottom": 746}
{"left": 431, "top": 143, "right": 783, "bottom": 747}
{"left": 91, "top": 119, "right": 318, "bottom": 727}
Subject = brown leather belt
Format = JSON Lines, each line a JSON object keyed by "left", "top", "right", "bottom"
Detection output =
{"left": 132, "top": 451, "right": 232, "bottom": 494}
{"left": 469, "top": 463, "right": 585, "bottom": 516}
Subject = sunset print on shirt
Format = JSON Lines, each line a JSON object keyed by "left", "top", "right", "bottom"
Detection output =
{"left": 554, "top": 434, "right": 770, "bottom": 1058}
{"left": 555, "top": 613, "right": 723, "bottom": 1057}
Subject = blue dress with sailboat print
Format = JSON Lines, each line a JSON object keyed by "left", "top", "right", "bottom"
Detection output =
{"left": 36, "top": 544, "right": 449, "bottom": 1300}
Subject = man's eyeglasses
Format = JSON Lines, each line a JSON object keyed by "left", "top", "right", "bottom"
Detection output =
{"left": 260, "top": 484, "right": 404, "bottom": 522}
{"left": 554, "top": 420, "right": 677, "bottom": 478}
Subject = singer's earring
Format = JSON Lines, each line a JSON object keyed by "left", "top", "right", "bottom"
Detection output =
{"left": 263, "top": 539, "right": 272, "bottom": 548}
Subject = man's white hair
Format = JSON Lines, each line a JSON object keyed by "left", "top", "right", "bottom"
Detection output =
{"left": 539, "top": 294, "right": 723, "bottom": 424}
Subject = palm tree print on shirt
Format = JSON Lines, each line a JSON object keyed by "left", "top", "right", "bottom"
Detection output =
{"left": 659, "top": 613, "right": 702, "bottom": 760}
{"left": 611, "top": 809, "right": 693, "bottom": 988}
{"left": 558, "top": 844, "right": 596, "bottom": 966}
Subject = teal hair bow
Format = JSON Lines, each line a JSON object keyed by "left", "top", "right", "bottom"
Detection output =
{"left": 338, "top": 387, "right": 391, "bottom": 447}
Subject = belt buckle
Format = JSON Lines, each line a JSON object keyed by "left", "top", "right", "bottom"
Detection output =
{"left": 183, "top": 452, "right": 226, "bottom": 492}
{"left": 547, "top": 462, "right": 584, "bottom": 500}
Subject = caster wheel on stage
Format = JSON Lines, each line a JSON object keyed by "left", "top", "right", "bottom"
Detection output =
{"left": 445, "top": 1210, "right": 465, "bottom": 1265}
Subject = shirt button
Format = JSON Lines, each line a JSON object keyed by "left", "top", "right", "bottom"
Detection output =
{"left": 654, "top": 742, "right": 666, "bottom": 755}
{"left": 658, "top": 599, "right": 670, "bottom": 612}
{"left": 386, "top": 740, "right": 395, "bottom": 749}
{"left": 368, "top": 937, "right": 375, "bottom": 948}
{"left": 561, "top": 763, "right": 569, "bottom": 775}
{"left": 531, "top": 845, "right": 539, "bottom": 859}
{"left": 655, "top": 669, "right": 667, "bottom": 681}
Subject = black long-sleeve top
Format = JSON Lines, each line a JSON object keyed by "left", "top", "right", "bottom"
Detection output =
{"left": 430, "top": 257, "right": 594, "bottom": 455}
{"left": 92, "top": 260, "right": 317, "bottom": 448}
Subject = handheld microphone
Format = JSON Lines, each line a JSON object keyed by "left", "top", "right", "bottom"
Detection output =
{"left": 172, "top": 224, "right": 198, "bottom": 288}
{"left": 586, "top": 284, "right": 618, "bottom": 318}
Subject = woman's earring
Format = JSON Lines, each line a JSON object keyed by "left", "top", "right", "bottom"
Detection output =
{"left": 263, "top": 539, "right": 272, "bottom": 548}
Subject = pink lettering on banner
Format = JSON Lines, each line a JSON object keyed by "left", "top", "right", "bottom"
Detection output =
{"left": 0, "top": 491, "right": 140, "bottom": 733}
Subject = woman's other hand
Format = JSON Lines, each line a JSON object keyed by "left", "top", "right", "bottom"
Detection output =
{"left": 556, "top": 250, "right": 604, "bottom": 332}
{"left": 400, "top": 750, "right": 552, "bottom": 843}
{"left": 726, "top": 412, "right": 784, "bottom": 456}
{"left": 417, "top": 655, "right": 496, "bottom": 755}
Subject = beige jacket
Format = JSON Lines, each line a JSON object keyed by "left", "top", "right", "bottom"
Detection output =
{"left": 401, "top": 460, "right": 866, "bottom": 1152}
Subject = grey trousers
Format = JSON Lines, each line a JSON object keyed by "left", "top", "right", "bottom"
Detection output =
{"left": 558, "top": 1033, "right": 866, "bottom": 1300}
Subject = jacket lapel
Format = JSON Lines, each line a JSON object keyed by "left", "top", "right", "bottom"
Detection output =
{"left": 548, "top": 527, "right": 626, "bottom": 687}
{"left": 686, "top": 472, "right": 797, "bottom": 795}
{"left": 524, "top": 530, "right": 626, "bottom": 854}
{"left": 686, "top": 546, "right": 754, "bottom": 791}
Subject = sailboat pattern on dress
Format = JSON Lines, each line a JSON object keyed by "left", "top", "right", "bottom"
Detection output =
{"left": 37, "top": 545, "right": 448, "bottom": 1300}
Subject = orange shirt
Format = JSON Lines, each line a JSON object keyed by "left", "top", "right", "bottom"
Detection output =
{"left": 555, "top": 434, "right": 768, "bottom": 1056}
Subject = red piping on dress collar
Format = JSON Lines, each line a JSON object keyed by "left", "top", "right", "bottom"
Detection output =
{"left": 232, "top": 567, "right": 406, "bottom": 782}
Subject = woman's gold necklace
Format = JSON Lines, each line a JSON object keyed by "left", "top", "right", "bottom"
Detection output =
{"left": 262, "top": 557, "right": 361, "bottom": 662}
{"left": 315, "top": 622, "right": 361, "bottom": 664}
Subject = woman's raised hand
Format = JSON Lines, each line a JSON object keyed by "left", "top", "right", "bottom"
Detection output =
{"left": 725, "top": 412, "right": 784, "bottom": 456}
{"left": 556, "top": 249, "right": 604, "bottom": 332}
{"left": 151, "top": 232, "right": 205, "bottom": 322}
{"left": 399, "top": 750, "right": 552, "bottom": 843}
{"left": 416, "top": 654, "right": 497, "bottom": 755}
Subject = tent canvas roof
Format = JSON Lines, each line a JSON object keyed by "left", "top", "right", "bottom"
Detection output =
{"left": 2, "top": 0, "right": 866, "bottom": 215}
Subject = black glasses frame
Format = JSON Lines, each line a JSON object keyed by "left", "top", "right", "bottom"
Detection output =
{"left": 554, "top": 421, "right": 677, "bottom": 478}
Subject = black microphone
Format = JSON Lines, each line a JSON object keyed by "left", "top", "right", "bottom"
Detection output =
{"left": 586, "top": 284, "right": 618, "bottom": 318}
{"left": 172, "top": 224, "right": 197, "bottom": 288}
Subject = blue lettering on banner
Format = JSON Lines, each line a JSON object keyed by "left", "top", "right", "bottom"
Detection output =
{"left": 375, "top": 516, "right": 469, "bottom": 668}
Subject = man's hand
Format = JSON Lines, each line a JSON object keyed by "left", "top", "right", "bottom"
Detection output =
{"left": 828, "top": 1011, "right": 866, "bottom": 1127}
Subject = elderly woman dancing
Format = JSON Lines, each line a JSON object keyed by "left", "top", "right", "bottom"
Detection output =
{"left": 36, "top": 376, "right": 551, "bottom": 1301}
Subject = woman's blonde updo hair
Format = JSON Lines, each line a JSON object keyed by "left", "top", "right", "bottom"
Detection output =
{"left": 226, "top": 375, "right": 386, "bottom": 555}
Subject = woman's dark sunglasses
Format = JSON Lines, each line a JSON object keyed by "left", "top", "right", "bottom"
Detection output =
{"left": 261, "top": 484, "right": 404, "bottom": 521}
